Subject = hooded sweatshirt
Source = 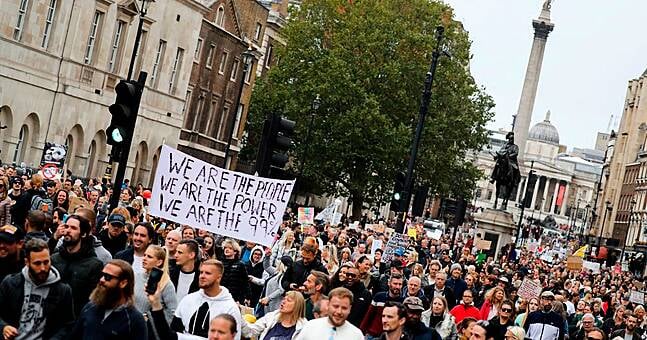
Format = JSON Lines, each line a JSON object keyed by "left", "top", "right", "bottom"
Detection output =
{"left": 172, "top": 286, "right": 243, "bottom": 340}
{"left": 17, "top": 266, "right": 60, "bottom": 340}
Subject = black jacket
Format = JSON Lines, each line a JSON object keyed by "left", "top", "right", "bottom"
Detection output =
{"left": 245, "top": 259, "right": 265, "bottom": 305}
{"left": 169, "top": 262, "right": 200, "bottom": 296}
{"left": 610, "top": 329, "right": 642, "bottom": 340}
{"left": 115, "top": 246, "right": 135, "bottom": 264}
{"left": 98, "top": 229, "right": 128, "bottom": 256}
{"left": 11, "top": 188, "right": 45, "bottom": 228}
{"left": 405, "top": 321, "right": 442, "bottom": 340}
{"left": 220, "top": 258, "right": 251, "bottom": 304}
{"left": 51, "top": 238, "right": 103, "bottom": 316}
{"left": 280, "top": 258, "right": 328, "bottom": 291}
{"left": 423, "top": 284, "right": 457, "bottom": 310}
{"left": 0, "top": 269, "right": 74, "bottom": 340}
{"left": 345, "top": 281, "right": 372, "bottom": 327}
{"left": 69, "top": 302, "right": 147, "bottom": 340}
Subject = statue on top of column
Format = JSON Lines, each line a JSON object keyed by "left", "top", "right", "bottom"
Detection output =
{"left": 543, "top": 0, "right": 552, "bottom": 11}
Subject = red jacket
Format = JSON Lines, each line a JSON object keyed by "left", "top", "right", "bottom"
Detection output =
{"left": 450, "top": 304, "right": 481, "bottom": 323}
{"left": 479, "top": 300, "right": 495, "bottom": 321}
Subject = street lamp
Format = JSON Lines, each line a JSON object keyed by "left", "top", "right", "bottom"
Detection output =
{"left": 581, "top": 203, "right": 591, "bottom": 241}
{"left": 598, "top": 200, "right": 613, "bottom": 252}
{"left": 621, "top": 198, "right": 636, "bottom": 263}
{"left": 127, "top": 0, "right": 155, "bottom": 81}
{"left": 568, "top": 199, "right": 581, "bottom": 241}
{"left": 223, "top": 47, "right": 256, "bottom": 169}
{"left": 297, "top": 95, "right": 321, "bottom": 206}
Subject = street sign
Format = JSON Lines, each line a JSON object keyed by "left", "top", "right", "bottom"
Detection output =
{"left": 41, "top": 163, "right": 59, "bottom": 180}
{"left": 40, "top": 142, "right": 67, "bottom": 168}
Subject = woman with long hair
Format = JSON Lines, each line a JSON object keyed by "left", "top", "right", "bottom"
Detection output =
{"left": 480, "top": 286, "right": 506, "bottom": 321}
{"left": 242, "top": 291, "right": 307, "bottom": 340}
{"left": 54, "top": 189, "right": 70, "bottom": 211}
{"left": 457, "top": 317, "right": 477, "bottom": 340}
{"left": 271, "top": 230, "right": 296, "bottom": 265}
{"left": 515, "top": 297, "right": 539, "bottom": 327}
{"left": 339, "top": 247, "right": 352, "bottom": 263}
{"left": 134, "top": 245, "right": 177, "bottom": 327}
{"left": 260, "top": 253, "right": 292, "bottom": 314}
{"left": 202, "top": 234, "right": 216, "bottom": 259}
{"left": 330, "top": 262, "right": 353, "bottom": 288}
{"left": 422, "top": 296, "right": 458, "bottom": 340}
{"left": 0, "top": 177, "right": 11, "bottom": 226}
{"left": 322, "top": 244, "right": 338, "bottom": 275}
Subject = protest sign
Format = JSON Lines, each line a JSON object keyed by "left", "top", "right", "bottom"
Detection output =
{"left": 582, "top": 260, "right": 600, "bottom": 274}
{"left": 367, "top": 223, "right": 385, "bottom": 234}
{"left": 476, "top": 240, "right": 492, "bottom": 250}
{"left": 371, "top": 239, "right": 383, "bottom": 255}
{"left": 630, "top": 290, "right": 645, "bottom": 305}
{"left": 150, "top": 145, "right": 295, "bottom": 246}
{"left": 383, "top": 233, "right": 409, "bottom": 263}
{"left": 297, "top": 207, "right": 314, "bottom": 225}
{"left": 566, "top": 256, "right": 583, "bottom": 271}
{"left": 518, "top": 279, "right": 543, "bottom": 300}
{"left": 407, "top": 227, "right": 417, "bottom": 239}
{"left": 427, "top": 229, "right": 442, "bottom": 240}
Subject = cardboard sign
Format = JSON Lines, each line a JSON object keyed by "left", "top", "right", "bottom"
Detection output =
{"left": 566, "top": 256, "right": 583, "bottom": 271}
{"left": 582, "top": 260, "right": 601, "bottom": 274}
{"left": 150, "top": 146, "right": 295, "bottom": 246}
{"left": 297, "top": 207, "right": 314, "bottom": 225}
{"left": 630, "top": 290, "right": 645, "bottom": 305}
{"left": 518, "top": 278, "right": 543, "bottom": 300}
{"left": 383, "top": 233, "right": 409, "bottom": 263}
{"left": 427, "top": 229, "right": 443, "bottom": 240}
{"left": 407, "top": 227, "right": 417, "bottom": 239}
{"left": 371, "top": 239, "right": 383, "bottom": 255}
{"left": 476, "top": 240, "right": 492, "bottom": 250}
{"left": 367, "top": 223, "right": 385, "bottom": 234}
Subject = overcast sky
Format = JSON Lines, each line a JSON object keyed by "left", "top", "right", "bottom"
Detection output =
{"left": 443, "top": 0, "right": 647, "bottom": 150}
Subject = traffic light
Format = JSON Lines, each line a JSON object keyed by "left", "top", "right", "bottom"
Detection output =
{"left": 390, "top": 171, "right": 406, "bottom": 212}
{"left": 411, "top": 185, "right": 429, "bottom": 217}
{"left": 107, "top": 80, "right": 142, "bottom": 146}
{"left": 256, "top": 113, "right": 295, "bottom": 177}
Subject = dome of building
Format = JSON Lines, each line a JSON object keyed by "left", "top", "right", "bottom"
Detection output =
{"left": 529, "top": 110, "right": 559, "bottom": 145}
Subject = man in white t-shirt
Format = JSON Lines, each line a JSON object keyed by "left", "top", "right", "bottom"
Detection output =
{"left": 295, "top": 287, "right": 364, "bottom": 340}
{"left": 170, "top": 239, "right": 201, "bottom": 303}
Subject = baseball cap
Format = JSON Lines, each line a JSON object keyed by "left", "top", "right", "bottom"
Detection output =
{"left": 394, "top": 248, "right": 405, "bottom": 256}
{"left": 107, "top": 213, "right": 126, "bottom": 226}
{"left": 403, "top": 297, "right": 425, "bottom": 311}
{"left": 0, "top": 225, "right": 24, "bottom": 243}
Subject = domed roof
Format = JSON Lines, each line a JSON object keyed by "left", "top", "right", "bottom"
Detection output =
{"left": 529, "top": 110, "right": 559, "bottom": 145}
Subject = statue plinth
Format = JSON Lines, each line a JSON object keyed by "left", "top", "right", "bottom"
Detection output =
{"left": 473, "top": 208, "right": 516, "bottom": 259}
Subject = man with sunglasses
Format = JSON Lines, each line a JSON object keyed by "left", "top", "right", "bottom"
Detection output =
{"left": 343, "top": 264, "right": 372, "bottom": 326}
{"left": 69, "top": 259, "right": 147, "bottom": 339}
{"left": 485, "top": 300, "right": 515, "bottom": 340}
{"left": 524, "top": 291, "right": 564, "bottom": 340}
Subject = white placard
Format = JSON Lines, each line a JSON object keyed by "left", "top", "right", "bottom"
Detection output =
{"left": 150, "top": 146, "right": 295, "bottom": 246}
{"left": 371, "top": 239, "right": 383, "bottom": 255}
{"left": 582, "top": 260, "right": 601, "bottom": 274}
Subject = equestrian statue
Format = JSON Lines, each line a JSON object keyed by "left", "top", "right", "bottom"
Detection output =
{"left": 490, "top": 132, "right": 521, "bottom": 211}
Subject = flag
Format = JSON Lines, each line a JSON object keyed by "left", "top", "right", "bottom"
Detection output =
{"left": 573, "top": 245, "right": 587, "bottom": 258}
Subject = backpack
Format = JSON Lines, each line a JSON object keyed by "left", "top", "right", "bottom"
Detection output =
{"left": 30, "top": 195, "right": 53, "bottom": 213}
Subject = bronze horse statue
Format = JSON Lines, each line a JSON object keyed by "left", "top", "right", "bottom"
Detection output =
{"left": 490, "top": 132, "right": 521, "bottom": 211}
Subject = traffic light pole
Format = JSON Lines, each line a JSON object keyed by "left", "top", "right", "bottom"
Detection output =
{"left": 515, "top": 160, "right": 534, "bottom": 247}
{"left": 395, "top": 26, "right": 445, "bottom": 234}
{"left": 108, "top": 72, "right": 147, "bottom": 211}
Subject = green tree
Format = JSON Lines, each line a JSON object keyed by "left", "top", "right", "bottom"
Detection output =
{"left": 244, "top": 0, "right": 494, "bottom": 218}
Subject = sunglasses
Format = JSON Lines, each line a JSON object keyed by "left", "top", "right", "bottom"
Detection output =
{"left": 586, "top": 337, "right": 603, "bottom": 340}
{"left": 501, "top": 308, "right": 513, "bottom": 313}
{"left": 101, "top": 272, "right": 120, "bottom": 281}
{"left": 346, "top": 273, "right": 358, "bottom": 278}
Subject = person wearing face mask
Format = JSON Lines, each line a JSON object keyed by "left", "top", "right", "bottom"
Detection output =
{"left": 524, "top": 291, "right": 564, "bottom": 340}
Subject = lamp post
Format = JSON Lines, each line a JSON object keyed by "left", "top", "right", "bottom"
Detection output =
{"left": 297, "top": 95, "right": 320, "bottom": 206}
{"left": 581, "top": 203, "right": 591, "bottom": 241}
{"left": 598, "top": 200, "right": 613, "bottom": 252}
{"left": 395, "top": 26, "right": 446, "bottom": 233}
{"left": 621, "top": 199, "right": 636, "bottom": 264}
{"left": 127, "top": 0, "right": 154, "bottom": 81}
{"left": 223, "top": 47, "right": 255, "bottom": 169}
{"left": 568, "top": 199, "right": 581, "bottom": 241}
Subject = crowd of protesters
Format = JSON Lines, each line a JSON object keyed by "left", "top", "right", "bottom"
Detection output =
{"left": 0, "top": 166, "right": 645, "bottom": 339}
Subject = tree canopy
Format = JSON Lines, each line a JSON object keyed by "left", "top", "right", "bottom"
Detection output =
{"left": 243, "top": 0, "right": 495, "bottom": 218}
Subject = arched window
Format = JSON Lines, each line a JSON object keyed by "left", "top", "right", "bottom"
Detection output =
{"left": 85, "top": 140, "right": 97, "bottom": 178}
{"left": 215, "top": 5, "right": 225, "bottom": 26}
{"left": 65, "top": 134, "right": 73, "bottom": 167}
{"left": 12, "top": 125, "right": 28, "bottom": 164}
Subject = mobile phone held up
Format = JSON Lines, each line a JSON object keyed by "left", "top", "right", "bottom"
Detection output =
{"left": 146, "top": 267, "right": 163, "bottom": 295}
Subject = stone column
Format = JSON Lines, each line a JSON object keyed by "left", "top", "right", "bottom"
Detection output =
{"left": 516, "top": 177, "right": 526, "bottom": 202}
{"left": 530, "top": 176, "right": 541, "bottom": 209}
{"left": 541, "top": 177, "right": 550, "bottom": 212}
{"left": 550, "top": 181, "right": 559, "bottom": 215}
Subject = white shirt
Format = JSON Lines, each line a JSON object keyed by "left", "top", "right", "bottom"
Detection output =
{"left": 132, "top": 253, "right": 144, "bottom": 274}
{"left": 176, "top": 271, "right": 194, "bottom": 303}
{"left": 294, "top": 317, "right": 363, "bottom": 340}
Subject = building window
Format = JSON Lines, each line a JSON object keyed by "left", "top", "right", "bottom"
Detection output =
{"left": 217, "top": 106, "right": 229, "bottom": 140}
{"left": 264, "top": 44, "right": 273, "bottom": 69}
{"left": 13, "top": 0, "right": 30, "bottom": 41}
{"left": 203, "top": 100, "right": 218, "bottom": 135}
{"left": 108, "top": 20, "right": 126, "bottom": 72}
{"left": 134, "top": 29, "right": 148, "bottom": 77}
{"left": 84, "top": 11, "right": 104, "bottom": 64}
{"left": 183, "top": 90, "right": 191, "bottom": 115}
{"left": 215, "top": 6, "right": 225, "bottom": 26}
{"left": 169, "top": 47, "right": 184, "bottom": 94}
{"left": 232, "top": 104, "right": 243, "bottom": 140}
{"left": 244, "top": 61, "right": 254, "bottom": 83}
{"left": 194, "top": 38, "right": 203, "bottom": 62}
{"left": 41, "top": 0, "right": 57, "bottom": 48}
{"left": 218, "top": 52, "right": 228, "bottom": 74}
{"left": 254, "top": 23, "right": 262, "bottom": 41}
{"left": 150, "top": 40, "right": 167, "bottom": 87}
{"left": 230, "top": 59, "right": 239, "bottom": 81}
{"left": 205, "top": 44, "right": 215, "bottom": 69}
